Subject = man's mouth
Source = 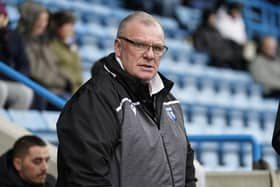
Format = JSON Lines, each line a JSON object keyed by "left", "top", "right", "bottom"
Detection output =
{"left": 139, "top": 64, "right": 154, "bottom": 70}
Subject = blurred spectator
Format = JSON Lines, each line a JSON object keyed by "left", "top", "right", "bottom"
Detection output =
{"left": 17, "top": 2, "right": 71, "bottom": 110}
{"left": 215, "top": 2, "right": 253, "bottom": 70}
{"left": 249, "top": 36, "right": 280, "bottom": 98}
{"left": 123, "top": 0, "right": 181, "bottom": 17}
{"left": 216, "top": 2, "right": 247, "bottom": 45}
{"left": 48, "top": 11, "right": 83, "bottom": 93}
{"left": 267, "top": 0, "right": 280, "bottom": 5}
{"left": 0, "top": 135, "right": 56, "bottom": 187}
{"left": 193, "top": 9, "right": 245, "bottom": 70}
{"left": 0, "top": 1, "right": 33, "bottom": 109}
{"left": 183, "top": 0, "right": 224, "bottom": 10}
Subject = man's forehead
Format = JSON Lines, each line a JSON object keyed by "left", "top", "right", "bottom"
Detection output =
{"left": 27, "top": 146, "right": 49, "bottom": 157}
{"left": 124, "top": 20, "right": 164, "bottom": 38}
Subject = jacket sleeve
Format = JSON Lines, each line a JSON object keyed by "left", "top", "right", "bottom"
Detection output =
{"left": 272, "top": 103, "right": 280, "bottom": 155}
{"left": 185, "top": 141, "right": 197, "bottom": 187}
{"left": 56, "top": 84, "right": 120, "bottom": 187}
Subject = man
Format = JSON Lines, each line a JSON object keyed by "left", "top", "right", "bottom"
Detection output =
{"left": 249, "top": 36, "right": 280, "bottom": 98}
{"left": 56, "top": 11, "right": 196, "bottom": 187}
{"left": 0, "top": 135, "right": 56, "bottom": 187}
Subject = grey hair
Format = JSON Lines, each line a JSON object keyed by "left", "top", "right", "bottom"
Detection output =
{"left": 116, "top": 11, "right": 164, "bottom": 38}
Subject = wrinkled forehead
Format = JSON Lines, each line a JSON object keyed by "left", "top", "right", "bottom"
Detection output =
{"left": 123, "top": 19, "right": 165, "bottom": 41}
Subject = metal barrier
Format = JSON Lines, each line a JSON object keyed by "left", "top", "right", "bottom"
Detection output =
{"left": 0, "top": 62, "right": 66, "bottom": 109}
{"left": 189, "top": 134, "right": 261, "bottom": 166}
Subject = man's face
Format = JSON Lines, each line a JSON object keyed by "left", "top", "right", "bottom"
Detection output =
{"left": 14, "top": 146, "right": 50, "bottom": 185}
{"left": 262, "top": 37, "right": 277, "bottom": 58}
{"left": 114, "top": 20, "right": 165, "bottom": 81}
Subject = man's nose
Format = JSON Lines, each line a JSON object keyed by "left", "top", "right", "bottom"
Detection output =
{"left": 41, "top": 161, "right": 48, "bottom": 171}
{"left": 143, "top": 46, "right": 155, "bottom": 59}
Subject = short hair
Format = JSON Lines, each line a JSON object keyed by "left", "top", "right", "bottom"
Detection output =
{"left": 116, "top": 11, "right": 164, "bottom": 37}
{"left": 12, "top": 135, "right": 47, "bottom": 159}
{"left": 226, "top": 2, "right": 243, "bottom": 12}
{"left": 50, "top": 10, "right": 75, "bottom": 30}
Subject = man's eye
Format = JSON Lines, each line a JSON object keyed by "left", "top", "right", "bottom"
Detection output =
{"left": 134, "top": 42, "right": 147, "bottom": 49}
{"left": 153, "top": 46, "right": 163, "bottom": 52}
{"left": 33, "top": 159, "right": 42, "bottom": 165}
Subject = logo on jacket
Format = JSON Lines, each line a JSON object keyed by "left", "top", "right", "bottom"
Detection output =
{"left": 130, "top": 103, "right": 136, "bottom": 115}
{"left": 166, "top": 107, "right": 177, "bottom": 122}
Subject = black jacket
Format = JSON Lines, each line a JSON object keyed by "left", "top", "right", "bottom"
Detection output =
{"left": 56, "top": 53, "right": 196, "bottom": 187}
{"left": 272, "top": 103, "right": 280, "bottom": 155}
{"left": 0, "top": 149, "right": 56, "bottom": 187}
{"left": 0, "top": 28, "right": 30, "bottom": 79}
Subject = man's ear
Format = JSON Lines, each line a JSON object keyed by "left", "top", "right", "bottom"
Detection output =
{"left": 13, "top": 157, "right": 22, "bottom": 171}
{"left": 114, "top": 39, "right": 121, "bottom": 57}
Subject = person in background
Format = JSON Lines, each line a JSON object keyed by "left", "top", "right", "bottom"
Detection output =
{"left": 193, "top": 9, "right": 242, "bottom": 69}
{"left": 56, "top": 11, "right": 196, "bottom": 187}
{"left": 48, "top": 11, "right": 83, "bottom": 94}
{"left": 0, "top": 135, "right": 56, "bottom": 187}
{"left": 0, "top": 1, "right": 33, "bottom": 109}
{"left": 249, "top": 36, "right": 280, "bottom": 98}
{"left": 17, "top": 2, "right": 70, "bottom": 110}
{"left": 216, "top": 2, "right": 247, "bottom": 46}
{"left": 216, "top": 2, "right": 250, "bottom": 70}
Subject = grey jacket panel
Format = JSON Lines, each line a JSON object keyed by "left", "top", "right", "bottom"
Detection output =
{"left": 115, "top": 99, "right": 187, "bottom": 187}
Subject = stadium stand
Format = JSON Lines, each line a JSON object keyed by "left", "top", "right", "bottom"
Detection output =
{"left": 2, "top": 0, "right": 280, "bottom": 180}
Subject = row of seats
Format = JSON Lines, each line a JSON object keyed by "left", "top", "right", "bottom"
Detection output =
{"left": 192, "top": 142, "right": 280, "bottom": 170}
{"left": 5, "top": 0, "right": 186, "bottom": 40}
{"left": 230, "top": 0, "right": 280, "bottom": 39}
{"left": 0, "top": 109, "right": 60, "bottom": 144}
{"left": 1, "top": 107, "right": 279, "bottom": 171}
{"left": 183, "top": 103, "right": 276, "bottom": 138}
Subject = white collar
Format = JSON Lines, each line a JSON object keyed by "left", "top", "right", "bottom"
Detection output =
{"left": 115, "top": 56, "right": 164, "bottom": 96}
{"left": 148, "top": 73, "right": 164, "bottom": 96}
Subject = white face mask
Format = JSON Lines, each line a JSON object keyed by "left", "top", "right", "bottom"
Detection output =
{"left": 64, "top": 36, "right": 74, "bottom": 45}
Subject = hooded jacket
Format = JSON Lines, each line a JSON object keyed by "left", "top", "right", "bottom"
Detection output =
{"left": 56, "top": 53, "right": 196, "bottom": 187}
{"left": 0, "top": 149, "right": 56, "bottom": 187}
{"left": 16, "top": 2, "right": 68, "bottom": 94}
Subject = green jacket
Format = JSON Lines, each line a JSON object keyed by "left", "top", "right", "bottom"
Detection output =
{"left": 50, "top": 39, "right": 83, "bottom": 93}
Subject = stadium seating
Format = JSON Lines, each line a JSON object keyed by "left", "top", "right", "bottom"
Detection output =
{"left": 3, "top": 0, "right": 280, "bottom": 171}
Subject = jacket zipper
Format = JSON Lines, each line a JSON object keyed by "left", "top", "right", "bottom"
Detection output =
{"left": 160, "top": 133, "right": 175, "bottom": 187}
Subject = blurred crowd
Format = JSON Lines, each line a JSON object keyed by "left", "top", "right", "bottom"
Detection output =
{"left": 1, "top": 0, "right": 280, "bottom": 112}
{"left": 0, "top": 1, "right": 82, "bottom": 111}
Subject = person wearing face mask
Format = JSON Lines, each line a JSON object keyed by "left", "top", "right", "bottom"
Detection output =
{"left": 0, "top": 135, "right": 56, "bottom": 187}
{"left": 0, "top": 1, "right": 33, "bottom": 109}
{"left": 48, "top": 11, "right": 83, "bottom": 94}
{"left": 17, "top": 2, "right": 71, "bottom": 110}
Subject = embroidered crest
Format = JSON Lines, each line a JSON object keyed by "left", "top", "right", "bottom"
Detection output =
{"left": 166, "top": 107, "right": 177, "bottom": 122}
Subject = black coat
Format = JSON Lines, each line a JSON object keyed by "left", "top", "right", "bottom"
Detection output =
{"left": 0, "top": 28, "right": 30, "bottom": 79}
{"left": 193, "top": 24, "right": 236, "bottom": 66}
{"left": 272, "top": 104, "right": 280, "bottom": 155}
{"left": 0, "top": 149, "right": 56, "bottom": 187}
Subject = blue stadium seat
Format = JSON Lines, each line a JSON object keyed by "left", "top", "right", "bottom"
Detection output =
{"left": 6, "top": 5, "right": 19, "bottom": 29}
{"left": 8, "top": 110, "right": 47, "bottom": 131}
{"left": 79, "top": 45, "right": 107, "bottom": 67}
{"left": 41, "top": 111, "right": 60, "bottom": 131}
{"left": 175, "top": 5, "right": 202, "bottom": 33}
